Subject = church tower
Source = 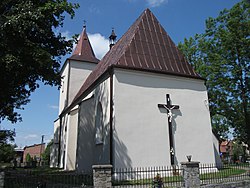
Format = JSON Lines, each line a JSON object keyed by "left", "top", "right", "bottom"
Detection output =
{"left": 58, "top": 24, "right": 99, "bottom": 114}
{"left": 51, "top": 24, "right": 99, "bottom": 169}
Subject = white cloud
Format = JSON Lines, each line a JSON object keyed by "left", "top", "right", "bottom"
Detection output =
{"left": 88, "top": 33, "right": 109, "bottom": 59}
{"left": 54, "top": 29, "right": 72, "bottom": 40}
{"left": 88, "top": 5, "right": 101, "bottom": 14}
{"left": 61, "top": 31, "right": 71, "bottom": 40}
{"left": 24, "top": 134, "right": 39, "bottom": 139}
{"left": 48, "top": 104, "right": 59, "bottom": 110}
{"left": 68, "top": 31, "right": 109, "bottom": 60}
{"left": 44, "top": 139, "right": 51, "bottom": 144}
{"left": 146, "top": 0, "right": 168, "bottom": 7}
{"left": 55, "top": 30, "right": 78, "bottom": 51}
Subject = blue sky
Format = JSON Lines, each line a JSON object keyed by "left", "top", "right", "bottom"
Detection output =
{"left": 2, "top": 0, "right": 240, "bottom": 148}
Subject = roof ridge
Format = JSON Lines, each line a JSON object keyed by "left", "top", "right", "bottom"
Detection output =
{"left": 68, "top": 10, "right": 147, "bottom": 106}
{"left": 64, "top": 9, "right": 202, "bottom": 115}
{"left": 102, "top": 9, "right": 146, "bottom": 67}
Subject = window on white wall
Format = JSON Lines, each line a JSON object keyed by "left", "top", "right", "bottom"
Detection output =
{"left": 61, "top": 75, "right": 65, "bottom": 93}
{"left": 95, "top": 102, "right": 104, "bottom": 144}
{"left": 61, "top": 80, "right": 65, "bottom": 93}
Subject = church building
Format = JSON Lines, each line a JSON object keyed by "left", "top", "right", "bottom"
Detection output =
{"left": 50, "top": 9, "right": 220, "bottom": 171}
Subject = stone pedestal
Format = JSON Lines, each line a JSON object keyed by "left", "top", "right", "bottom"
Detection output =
{"left": 92, "top": 164, "right": 112, "bottom": 188}
{"left": 181, "top": 161, "right": 200, "bottom": 188}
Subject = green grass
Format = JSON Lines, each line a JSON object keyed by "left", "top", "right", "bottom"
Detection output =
{"left": 200, "top": 168, "right": 247, "bottom": 180}
{"left": 113, "top": 175, "right": 183, "bottom": 186}
{"left": 4, "top": 164, "right": 249, "bottom": 187}
{"left": 113, "top": 166, "right": 249, "bottom": 186}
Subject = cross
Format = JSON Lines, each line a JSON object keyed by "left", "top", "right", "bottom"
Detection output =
{"left": 83, "top": 20, "right": 86, "bottom": 28}
{"left": 158, "top": 94, "right": 180, "bottom": 165}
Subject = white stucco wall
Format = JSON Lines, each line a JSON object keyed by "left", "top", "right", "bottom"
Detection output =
{"left": 75, "top": 77, "right": 111, "bottom": 172}
{"left": 59, "top": 60, "right": 97, "bottom": 114}
{"left": 57, "top": 60, "right": 97, "bottom": 170}
{"left": 59, "top": 113, "right": 69, "bottom": 169}
{"left": 65, "top": 107, "right": 79, "bottom": 171}
{"left": 113, "top": 69, "right": 216, "bottom": 168}
{"left": 212, "top": 133, "right": 222, "bottom": 166}
{"left": 59, "top": 63, "right": 69, "bottom": 114}
{"left": 76, "top": 96, "right": 95, "bottom": 171}
{"left": 68, "top": 61, "right": 97, "bottom": 105}
{"left": 50, "top": 119, "right": 60, "bottom": 167}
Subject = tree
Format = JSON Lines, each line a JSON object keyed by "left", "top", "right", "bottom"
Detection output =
{"left": 42, "top": 139, "right": 53, "bottom": 165}
{"left": 0, "top": 129, "right": 15, "bottom": 144}
{"left": 0, "top": 129, "right": 16, "bottom": 162}
{"left": 0, "top": 0, "right": 79, "bottom": 123}
{"left": 178, "top": 1, "right": 250, "bottom": 144}
{"left": 232, "top": 141, "right": 245, "bottom": 163}
{"left": 26, "top": 153, "right": 32, "bottom": 163}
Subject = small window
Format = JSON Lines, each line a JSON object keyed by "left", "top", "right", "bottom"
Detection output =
{"left": 95, "top": 102, "right": 104, "bottom": 144}
{"left": 61, "top": 76, "right": 65, "bottom": 93}
{"left": 61, "top": 80, "right": 65, "bottom": 93}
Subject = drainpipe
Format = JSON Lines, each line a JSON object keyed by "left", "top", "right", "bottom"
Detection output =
{"left": 109, "top": 67, "right": 114, "bottom": 167}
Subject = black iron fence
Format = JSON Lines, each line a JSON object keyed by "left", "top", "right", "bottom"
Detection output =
{"left": 2, "top": 163, "right": 250, "bottom": 187}
{"left": 3, "top": 170, "right": 93, "bottom": 188}
{"left": 112, "top": 166, "right": 183, "bottom": 187}
{"left": 112, "top": 163, "right": 250, "bottom": 187}
{"left": 200, "top": 163, "right": 250, "bottom": 186}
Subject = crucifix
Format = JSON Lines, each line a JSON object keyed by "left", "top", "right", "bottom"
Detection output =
{"left": 83, "top": 20, "right": 86, "bottom": 28}
{"left": 158, "top": 94, "right": 180, "bottom": 166}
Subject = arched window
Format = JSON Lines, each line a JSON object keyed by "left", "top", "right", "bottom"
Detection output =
{"left": 95, "top": 102, "right": 104, "bottom": 144}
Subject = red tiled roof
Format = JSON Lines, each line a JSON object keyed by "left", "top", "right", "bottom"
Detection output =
{"left": 68, "top": 9, "right": 202, "bottom": 110}
{"left": 69, "top": 27, "right": 99, "bottom": 63}
{"left": 220, "top": 140, "right": 233, "bottom": 154}
{"left": 220, "top": 146, "right": 227, "bottom": 153}
{"left": 221, "top": 141, "right": 229, "bottom": 146}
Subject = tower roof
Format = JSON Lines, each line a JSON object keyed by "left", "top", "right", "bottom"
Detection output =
{"left": 68, "top": 9, "right": 202, "bottom": 110}
{"left": 69, "top": 26, "right": 99, "bottom": 63}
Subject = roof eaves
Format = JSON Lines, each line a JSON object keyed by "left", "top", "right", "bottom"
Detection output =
{"left": 59, "top": 57, "right": 99, "bottom": 75}
{"left": 113, "top": 65, "right": 205, "bottom": 81}
{"left": 66, "top": 57, "right": 99, "bottom": 64}
{"left": 68, "top": 56, "right": 100, "bottom": 63}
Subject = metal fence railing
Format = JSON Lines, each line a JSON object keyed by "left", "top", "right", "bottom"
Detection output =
{"left": 2, "top": 163, "right": 250, "bottom": 187}
{"left": 112, "top": 166, "right": 183, "bottom": 187}
{"left": 4, "top": 170, "right": 93, "bottom": 188}
{"left": 112, "top": 163, "right": 250, "bottom": 187}
{"left": 200, "top": 163, "right": 250, "bottom": 186}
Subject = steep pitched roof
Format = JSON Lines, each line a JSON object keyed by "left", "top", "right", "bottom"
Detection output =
{"left": 68, "top": 9, "right": 202, "bottom": 110}
{"left": 69, "top": 27, "right": 99, "bottom": 63}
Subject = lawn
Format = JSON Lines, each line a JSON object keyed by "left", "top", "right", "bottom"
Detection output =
{"left": 113, "top": 165, "right": 249, "bottom": 186}
{"left": 200, "top": 167, "right": 247, "bottom": 180}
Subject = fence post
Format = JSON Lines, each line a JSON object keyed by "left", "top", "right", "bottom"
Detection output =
{"left": 181, "top": 161, "right": 200, "bottom": 188}
{"left": 0, "top": 171, "right": 4, "bottom": 188}
{"left": 92, "top": 164, "right": 112, "bottom": 188}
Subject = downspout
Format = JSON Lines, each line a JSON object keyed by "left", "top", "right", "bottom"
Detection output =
{"left": 109, "top": 67, "right": 114, "bottom": 167}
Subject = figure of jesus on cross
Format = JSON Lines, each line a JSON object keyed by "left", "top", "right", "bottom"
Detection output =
{"left": 158, "top": 94, "right": 180, "bottom": 166}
